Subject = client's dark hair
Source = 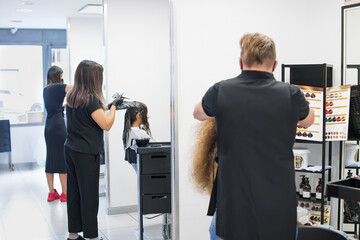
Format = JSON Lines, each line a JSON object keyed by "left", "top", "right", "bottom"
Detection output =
{"left": 47, "top": 65, "right": 63, "bottom": 84}
{"left": 122, "top": 101, "right": 152, "bottom": 148}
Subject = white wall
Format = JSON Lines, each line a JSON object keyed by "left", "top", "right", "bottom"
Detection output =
{"left": 67, "top": 17, "right": 104, "bottom": 83}
{"left": 176, "top": 0, "right": 343, "bottom": 239}
{"left": 104, "top": 0, "right": 170, "bottom": 210}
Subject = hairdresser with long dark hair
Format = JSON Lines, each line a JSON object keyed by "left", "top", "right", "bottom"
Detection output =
{"left": 65, "top": 60, "right": 123, "bottom": 240}
{"left": 43, "top": 65, "right": 72, "bottom": 202}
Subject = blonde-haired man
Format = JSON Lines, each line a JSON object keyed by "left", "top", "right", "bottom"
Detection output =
{"left": 194, "top": 33, "right": 314, "bottom": 240}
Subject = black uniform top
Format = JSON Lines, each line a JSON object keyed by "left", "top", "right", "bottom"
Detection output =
{"left": 202, "top": 70, "right": 309, "bottom": 240}
{"left": 43, "top": 83, "right": 67, "bottom": 173}
{"left": 43, "top": 83, "right": 66, "bottom": 117}
{"left": 65, "top": 96, "right": 104, "bottom": 154}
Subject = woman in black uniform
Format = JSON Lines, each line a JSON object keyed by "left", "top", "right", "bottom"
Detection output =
{"left": 65, "top": 60, "right": 123, "bottom": 240}
{"left": 43, "top": 66, "right": 72, "bottom": 202}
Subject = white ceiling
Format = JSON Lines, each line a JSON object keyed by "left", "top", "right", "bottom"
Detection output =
{"left": 0, "top": 0, "right": 102, "bottom": 29}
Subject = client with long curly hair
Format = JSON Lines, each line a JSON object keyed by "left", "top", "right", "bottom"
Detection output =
{"left": 191, "top": 117, "right": 220, "bottom": 239}
{"left": 192, "top": 117, "right": 218, "bottom": 194}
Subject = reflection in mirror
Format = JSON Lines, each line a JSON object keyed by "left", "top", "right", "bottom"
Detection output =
{"left": 0, "top": 0, "right": 175, "bottom": 238}
{"left": 343, "top": 4, "right": 360, "bottom": 85}
{"left": 104, "top": 0, "right": 173, "bottom": 239}
{"left": 51, "top": 48, "right": 70, "bottom": 85}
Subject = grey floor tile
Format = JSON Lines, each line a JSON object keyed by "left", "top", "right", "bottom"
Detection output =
{"left": 3, "top": 221, "right": 54, "bottom": 240}
{"left": 143, "top": 223, "right": 165, "bottom": 240}
{"left": 54, "top": 233, "right": 69, "bottom": 240}
{"left": 98, "top": 213, "right": 138, "bottom": 230}
{"left": 0, "top": 165, "right": 167, "bottom": 240}
{"left": 38, "top": 201, "right": 68, "bottom": 223}
{"left": 0, "top": 218, "right": 6, "bottom": 240}
{"left": 48, "top": 218, "right": 69, "bottom": 236}
{"left": 101, "top": 226, "right": 139, "bottom": 240}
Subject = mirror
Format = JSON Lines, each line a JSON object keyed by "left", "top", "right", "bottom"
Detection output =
{"left": 104, "top": 0, "right": 173, "bottom": 238}
{"left": 341, "top": 2, "right": 360, "bottom": 234}
{"left": 342, "top": 3, "right": 360, "bottom": 86}
{"left": 0, "top": 0, "right": 175, "bottom": 239}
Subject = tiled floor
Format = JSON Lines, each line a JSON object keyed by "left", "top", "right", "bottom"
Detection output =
{"left": 0, "top": 165, "right": 164, "bottom": 240}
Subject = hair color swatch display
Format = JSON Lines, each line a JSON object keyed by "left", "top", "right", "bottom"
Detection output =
{"left": 296, "top": 85, "right": 351, "bottom": 141}
{"left": 298, "top": 200, "right": 331, "bottom": 225}
{"left": 296, "top": 86, "right": 323, "bottom": 141}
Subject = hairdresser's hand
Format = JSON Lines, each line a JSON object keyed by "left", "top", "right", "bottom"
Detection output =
{"left": 108, "top": 98, "right": 124, "bottom": 110}
{"left": 107, "top": 93, "right": 126, "bottom": 110}
{"left": 112, "top": 97, "right": 124, "bottom": 109}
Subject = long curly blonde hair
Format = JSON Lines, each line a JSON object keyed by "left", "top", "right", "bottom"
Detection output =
{"left": 192, "top": 117, "right": 218, "bottom": 194}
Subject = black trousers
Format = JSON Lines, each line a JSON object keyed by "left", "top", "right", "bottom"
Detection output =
{"left": 65, "top": 146, "right": 100, "bottom": 238}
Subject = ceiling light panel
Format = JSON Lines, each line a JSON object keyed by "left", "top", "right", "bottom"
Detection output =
{"left": 16, "top": 8, "right": 33, "bottom": 13}
{"left": 78, "top": 4, "right": 102, "bottom": 14}
{"left": 22, "top": 1, "right": 34, "bottom": 6}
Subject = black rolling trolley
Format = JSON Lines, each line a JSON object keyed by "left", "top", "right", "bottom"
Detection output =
{"left": 136, "top": 142, "right": 171, "bottom": 240}
{"left": 0, "top": 120, "right": 13, "bottom": 171}
{"left": 282, "top": 64, "right": 334, "bottom": 225}
{"left": 331, "top": 64, "right": 360, "bottom": 239}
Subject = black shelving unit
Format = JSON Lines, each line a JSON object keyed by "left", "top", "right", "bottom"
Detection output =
{"left": 282, "top": 64, "right": 333, "bottom": 224}
{"left": 337, "top": 63, "right": 360, "bottom": 237}
{"left": 297, "top": 193, "right": 323, "bottom": 203}
{"left": 295, "top": 166, "right": 332, "bottom": 173}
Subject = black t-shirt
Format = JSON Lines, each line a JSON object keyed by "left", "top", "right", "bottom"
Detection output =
{"left": 65, "top": 96, "right": 104, "bottom": 154}
{"left": 201, "top": 70, "right": 310, "bottom": 239}
{"left": 202, "top": 79, "right": 309, "bottom": 121}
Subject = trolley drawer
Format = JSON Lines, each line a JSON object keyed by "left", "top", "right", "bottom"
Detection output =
{"left": 140, "top": 153, "right": 170, "bottom": 174}
{"left": 142, "top": 194, "right": 171, "bottom": 214}
{"left": 141, "top": 174, "right": 171, "bottom": 194}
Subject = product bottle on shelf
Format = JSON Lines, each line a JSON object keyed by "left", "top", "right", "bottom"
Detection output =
{"left": 316, "top": 178, "right": 322, "bottom": 200}
{"left": 299, "top": 175, "right": 306, "bottom": 196}
{"left": 346, "top": 170, "right": 353, "bottom": 178}
{"left": 302, "top": 177, "right": 311, "bottom": 199}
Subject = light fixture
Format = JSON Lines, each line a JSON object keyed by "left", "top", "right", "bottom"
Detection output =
{"left": 22, "top": 1, "right": 34, "bottom": 6}
{"left": 10, "top": 20, "right": 23, "bottom": 23}
{"left": 78, "top": 4, "right": 103, "bottom": 14}
{"left": 16, "top": 8, "right": 32, "bottom": 13}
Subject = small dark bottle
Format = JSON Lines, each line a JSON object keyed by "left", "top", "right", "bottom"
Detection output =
{"left": 302, "top": 177, "right": 311, "bottom": 199}
{"left": 347, "top": 170, "right": 353, "bottom": 179}
{"left": 299, "top": 175, "right": 306, "bottom": 196}
{"left": 316, "top": 178, "right": 322, "bottom": 200}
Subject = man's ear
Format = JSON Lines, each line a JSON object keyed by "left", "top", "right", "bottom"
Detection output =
{"left": 272, "top": 60, "right": 278, "bottom": 72}
{"left": 239, "top": 58, "right": 243, "bottom": 70}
